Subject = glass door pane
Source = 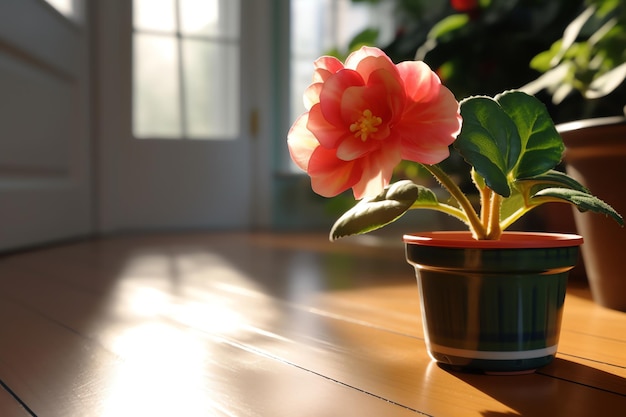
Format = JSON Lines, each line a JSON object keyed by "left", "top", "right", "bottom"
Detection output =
{"left": 132, "top": 0, "right": 240, "bottom": 140}
{"left": 133, "top": 34, "right": 182, "bottom": 138}
{"left": 182, "top": 39, "right": 239, "bottom": 139}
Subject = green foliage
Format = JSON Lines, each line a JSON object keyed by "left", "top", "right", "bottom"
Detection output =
{"left": 326, "top": 28, "right": 380, "bottom": 61}
{"left": 330, "top": 181, "right": 420, "bottom": 241}
{"left": 428, "top": 14, "right": 470, "bottom": 40}
{"left": 340, "top": 0, "right": 625, "bottom": 121}
{"left": 348, "top": 29, "right": 380, "bottom": 52}
{"left": 455, "top": 91, "right": 563, "bottom": 197}
{"left": 524, "top": 0, "right": 626, "bottom": 118}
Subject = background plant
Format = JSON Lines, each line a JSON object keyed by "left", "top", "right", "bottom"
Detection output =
{"left": 522, "top": 0, "right": 626, "bottom": 121}
{"left": 339, "top": 0, "right": 625, "bottom": 122}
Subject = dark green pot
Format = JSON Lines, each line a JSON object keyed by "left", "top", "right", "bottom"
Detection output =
{"left": 404, "top": 231, "right": 583, "bottom": 374}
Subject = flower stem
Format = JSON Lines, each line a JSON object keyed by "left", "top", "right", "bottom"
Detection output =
{"left": 422, "top": 164, "right": 486, "bottom": 239}
{"left": 486, "top": 192, "right": 502, "bottom": 239}
{"left": 412, "top": 203, "right": 469, "bottom": 225}
{"left": 479, "top": 184, "right": 492, "bottom": 226}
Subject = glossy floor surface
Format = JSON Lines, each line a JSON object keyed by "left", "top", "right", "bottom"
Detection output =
{"left": 0, "top": 232, "right": 624, "bottom": 416}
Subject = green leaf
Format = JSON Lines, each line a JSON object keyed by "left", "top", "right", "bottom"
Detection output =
{"left": 329, "top": 180, "right": 420, "bottom": 241}
{"left": 412, "top": 185, "right": 440, "bottom": 207}
{"left": 456, "top": 96, "right": 521, "bottom": 197}
{"left": 496, "top": 91, "right": 564, "bottom": 179}
{"left": 530, "top": 41, "right": 562, "bottom": 72}
{"left": 517, "top": 169, "right": 589, "bottom": 193}
{"left": 455, "top": 91, "right": 564, "bottom": 198}
{"left": 348, "top": 28, "right": 380, "bottom": 52}
{"left": 428, "top": 14, "right": 470, "bottom": 40}
{"left": 533, "top": 188, "right": 624, "bottom": 226}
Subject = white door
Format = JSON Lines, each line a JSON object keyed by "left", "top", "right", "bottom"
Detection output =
{"left": 95, "top": 0, "right": 276, "bottom": 233}
{"left": 0, "top": 0, "right": 92, "bottom": 251}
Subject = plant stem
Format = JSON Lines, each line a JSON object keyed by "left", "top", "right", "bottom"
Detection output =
{"left": 412, "top": 203, "right": 469, "bottom": 225}
{"left": 422, "top": 164, "right": 486, "bottom": 239}
{"left": 480, "top": 187, "right": 492, "bottom": 227}
{"left": 486, "top": 193, "right": 502, "bottom": 239}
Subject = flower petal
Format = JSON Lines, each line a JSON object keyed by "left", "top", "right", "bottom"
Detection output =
{"left": 336, "top": 134, "right": 381, "bottom": 161}
{"left": 397, "top": 61, "right": 442, "bottom": 103}
{"left": 397, "top": 87, "right": 461, "bottom": 164}
{"left": 307, "top": 103, "right": 351, "bottom": 149}
{"left": 312, "top": 56, "right": 345, "bottom": 82}
{"left": 344, "top": 46, "right": 387, "bottom": 70}
{"left": 287, "top": 113, "right": 319, "bottom": 171}
{"left": 319, "top": 70, "right": 365, "bottom": 126}
{"left": 366, "top": 68, "right": 405, "bottom": 123}
{"left": 304, "top": 82, "right": 322, "bottom": 109}
{"left": 355, "top": 55, "right": 399, "bottom": 85}
{"left": 338, "top": 84, "right": 390, "bottom": 129}
{"left": 307, "top": 147, "right": 360, "bottom": 197}
{"left": 351, "top": 145, "right": 401, "bottom": 199}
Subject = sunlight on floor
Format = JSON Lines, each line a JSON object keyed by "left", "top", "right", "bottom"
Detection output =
{"left": 102, "top": 322, "right": 213, "bottom": 417}
{"left": 98, "top": 249, "right": 273, "bottom": 416}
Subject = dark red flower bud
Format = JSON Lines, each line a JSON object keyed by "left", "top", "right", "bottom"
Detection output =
{"left": 451, "top": 0, "right": 479, "bottom": 13}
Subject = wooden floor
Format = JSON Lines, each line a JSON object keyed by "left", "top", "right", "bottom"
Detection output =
{"left": 0, "top": 232, "right": 625, "bottom": 416}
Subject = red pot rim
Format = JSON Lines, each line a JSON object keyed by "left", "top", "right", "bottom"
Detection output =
{"left": 403, "top": 231, "right": 583, "bottom": 249}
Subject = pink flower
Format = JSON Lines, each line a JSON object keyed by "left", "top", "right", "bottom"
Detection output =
{"left": 288, "top": 46, "right": 461, "bottom": 199}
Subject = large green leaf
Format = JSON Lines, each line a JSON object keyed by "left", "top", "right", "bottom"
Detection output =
{"left": 455, "top": 96, "right": 520, "bottom": 197}
{"left": 329, "top": 180, "right": 420, "bottom": 241}
{"left": 533, "top": 188, "right": 624, "bottom": 225}
{"left": 455, "top": 91, "right": 564, "bottom": 198}
{"left": 496, "top": 92, "right": 564, "bottom": 179}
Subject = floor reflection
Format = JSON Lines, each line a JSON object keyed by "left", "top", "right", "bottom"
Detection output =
{"left": 97, "top": 248, "right": 278, "bottom": 416}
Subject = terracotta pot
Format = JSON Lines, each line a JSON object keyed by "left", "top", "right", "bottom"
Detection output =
{"left": 404, "top": 231, "right": 583, "bottom": 374}
{"left": 558, "top": 117, "right": 626, "bottom": 311}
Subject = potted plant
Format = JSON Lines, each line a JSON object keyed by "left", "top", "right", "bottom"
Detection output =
{"left": 287, "top": 46, "right": 622, "bottom": 373}
{"left": 555, "top": 117, "right": 626, "bottom": 311}
{"left": 522, "top": 0, "right": 626, "bottom": 310}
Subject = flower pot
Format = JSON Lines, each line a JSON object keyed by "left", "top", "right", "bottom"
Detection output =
{"left": 558, "top": 117, "right": 626, "bottom": 311}
{"left": 404, "top": 231, "right": 583, "bottom": 374}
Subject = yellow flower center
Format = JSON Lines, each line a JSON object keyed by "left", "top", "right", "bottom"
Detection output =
{"left": 349, "top": 109, "right": 382, "bottom": 141}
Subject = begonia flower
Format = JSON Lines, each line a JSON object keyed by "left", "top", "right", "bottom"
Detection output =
{"left": 288, "top": 46, "right": 461, "bottom": 199}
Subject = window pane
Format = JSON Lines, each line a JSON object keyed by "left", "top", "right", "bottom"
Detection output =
{"left": 133, "top": 34, "right": 182, "bottom": 138}
{"left": 182, "top": 39, "right": 239, "bottom": 139}
{"left": 179, "top": 0, "right": 239, "bottom": 38}
{"left": 134, "top": 0, "right": 176, "bottom": 32}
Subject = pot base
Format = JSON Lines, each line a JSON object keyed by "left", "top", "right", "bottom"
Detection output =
{"left": 430, "top": 349, "right": 555, "bottom": 374}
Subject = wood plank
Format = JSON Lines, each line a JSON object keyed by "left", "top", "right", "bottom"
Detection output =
{"left": 0, "top": 296, "right": 120, "bottom": 417}
{"left": 0, "top": 385, "right": 32, "bottom": 417}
